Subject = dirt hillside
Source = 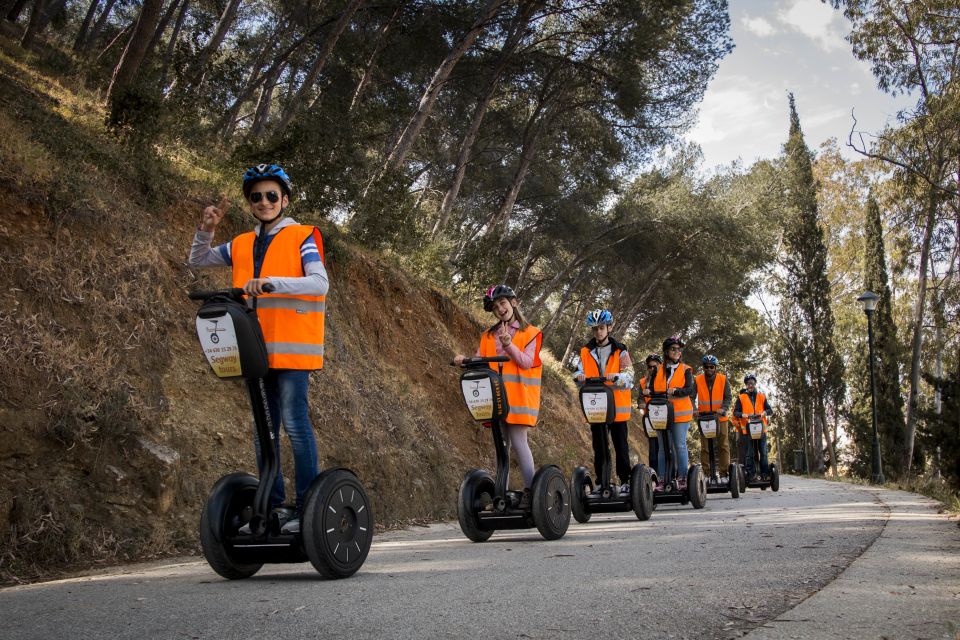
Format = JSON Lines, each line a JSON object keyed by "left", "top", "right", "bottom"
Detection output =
{"left": 0, "top": 37, "right": 653, "bottom": 584}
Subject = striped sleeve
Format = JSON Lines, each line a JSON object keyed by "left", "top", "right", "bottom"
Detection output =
{"left": 300, "top": 229, "right": 323, "bottom": 266}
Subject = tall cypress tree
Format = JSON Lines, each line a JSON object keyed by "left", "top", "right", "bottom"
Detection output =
{"left": 848, "top": 194, "right": 906, "bottom": 477}
{"left": 779, "top": 94, "right": 845, "bottom": 473}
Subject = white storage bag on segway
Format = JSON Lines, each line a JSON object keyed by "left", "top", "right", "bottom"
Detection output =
{"left": 699, "top": 416, "right": 718, "bottom": 438}
{"left": 749, "top": 419, "right": 764, "bottom": 440}
{"left": 579, "top": 381, "right": 615, "bottom": 425}
{"left": 647, "top": 400, "right": 670, "bottom": 430}
{"left": 460, "top": 369, "right": 509, "bottom": 422}
{"left": 195, "top": 297, "right": 269, "bottom": 380}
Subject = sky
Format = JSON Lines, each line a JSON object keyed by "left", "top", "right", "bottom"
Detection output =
{"left": 685, "top": 0, "right": 917, "bottom": 171}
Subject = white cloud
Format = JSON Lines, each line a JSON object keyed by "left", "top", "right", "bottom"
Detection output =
{"left": 742, "top": 15, "right": 777, "bottom": 37}
{"left": 777, "top": 0, "right": 848, "bottom": 52}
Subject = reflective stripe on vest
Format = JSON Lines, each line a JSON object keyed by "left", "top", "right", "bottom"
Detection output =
{"left": 580, "top": 346, "right": 632, "bottom": 421}
{"left": 653, "top": 363, "right": 694, "bottom": 423}
{"left": 479, "top": 325, "right": 543, "bottom": 427}
{"left": 737, "top": 392, "right": 768, "bottom": 434}
{"left": 231, "top": 225, "right": 325, "bottom": 370}
{"left": 695, "top": 373, "right": 728, "bottom": 422}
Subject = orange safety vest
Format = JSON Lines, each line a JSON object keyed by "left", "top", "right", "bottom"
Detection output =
{"left": 737, "top": 391, "right": 769, "bottom": 435}
{"left": 479, "top": 325, "right": 543, "bottom": 427}
{"left": 695, "top": 373, "right": 729, "bottom": 423}
{"left": 580, "top": 345, "right": 632, "bottom": 422}
{"left": 653, "top": 362, "right": 694, "bottom": 424}
{"left": 231, "top": 225, "right": 325, "bottom": 370}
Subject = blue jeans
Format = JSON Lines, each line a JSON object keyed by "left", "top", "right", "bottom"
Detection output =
{"left": 254, "top": 369, "right": 319, "bottom": 512}
{"left": 744, "top": 433, "right": 769, "bottom": 477}
{"left": 657, "top": 421, "right": 690, "bottom": 481}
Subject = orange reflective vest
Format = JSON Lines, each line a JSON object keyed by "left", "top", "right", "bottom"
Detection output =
{"left": 232, "top": 225, "right": 325, "bottom": 370}
{"left": 695, "top": 373, "right": 729, "bottom": 423}
{"left": 580, "top": 345, "right": 632, "bottom": 422}
{"left": 653, "top": 363, "right": 694, "bottom": 423}
{"left": 737, "top": 392, "right": 769, "bottom": 435}
{"left": 479, "top": 325, "right": 542, "bottom": 427}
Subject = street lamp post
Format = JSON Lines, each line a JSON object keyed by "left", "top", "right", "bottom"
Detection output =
{"left": 857, "top": 291, "right": 885, "bottom": 484}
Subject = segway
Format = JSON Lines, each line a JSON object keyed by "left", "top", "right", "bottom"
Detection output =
{"left": 191, "top": 287, "right": 373, "bottom": 579}
{"left": 742, "top": 414, "right": 779, "bottom": 492}
{"left": 646, "top": 393, "right": 706, "bottom": 508}
{"left": 697, "top": 412, "right": 739, "bottom": 498}
{"left": 569, "top": 377, "right": 654, "bottom": 523}
{"left": 454, "top": 356, "right": 571, "bottom": 541}
{"left": 732, "top": 422, "right": 747, "bottom": 494}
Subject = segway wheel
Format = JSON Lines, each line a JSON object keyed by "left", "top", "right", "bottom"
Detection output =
{"left": 457, "top": 469, "right": 494, "bottom": 542}
{"left": 728, "top": 463, "right": 740, "bottom": 499}
{"left": 630, "top": 464, "right": 654, "bottom": 521}
{"left": 738, "top": 464, "right": 747, "bottom": 493}
{"left": 570, "top": 466, "right": 593, "bottom": 524}
{"left": 200, "top": 472, "right": 263, "bottom": 580}
{"left": 770, "top": 464, "right": 780, "bottom": 492}
{"left": 688, "top": 465, "right": 707, "bottom": 509}
{"left": 531, "top": 465, "right": 571, "bottom": 540}
{"left": 301, "top": 469, "right": 374, "bottom": 579}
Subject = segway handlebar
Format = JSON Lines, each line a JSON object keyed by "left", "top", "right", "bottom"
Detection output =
{"left": 583, "top": 376, "right": 607, "bottom": 385}
{"left": 453, "top": 356, "right": 511, "bottom": 367}
{"left": 188, "top": 283, "right": 275, "bottom": 301}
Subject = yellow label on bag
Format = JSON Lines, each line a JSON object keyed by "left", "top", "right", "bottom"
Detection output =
{"left": 582, "top": 392, "right": 609, "bottom": 424}
{"left": 462, "top": 378, "right": 494, "bottom": 421}
{"left": 648, "top": 404, "right": 668, "bottom": 430}
{"left": 196, "top": 314, "right": 242, "bottom": 378}
{"left": 700, "top": 419, "right": 717, "bottom": 438}
{"left": 749, "top": 420, "right": 764, "bottom": 440}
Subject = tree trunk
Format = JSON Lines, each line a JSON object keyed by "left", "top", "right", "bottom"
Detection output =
{"left": 542, "top": 270, "right": 588, "bottom": 335}
{"left": 146, "top": 0, "right": 181, "bottom": 57}
{"left": 158, "top": 0, "right": 188, "bottom": 89}
{"left": 348, "top": 1, "right": 405, "bottom": 113}
{"left": 902, "top": 186, "right": 938, "bottom": 475}
{"left": 83, "top": 0, "right": 117, "bottom": 52}
{"left": 560, "top": 298, "right": 589, "bottom": 366}
{"left": 73, "top": 0, "right": 100, "bottom": 51}
{"left": 187, "top": 0, "right": 242, "bottom": 86}
{"left": 275, "top": 0, "right": 365, "bottom": 133}
{"left": 19, "top": 0, "right": 46, "bottom": 48}
{"left": 432, "top": 1, "right": 540, "bottom": 237}
{"left": 106, "top": 0, "right": 163, "bottom": 101}
{"left": 379, "top": 0, "right": 506, "bottom": 174}
{"left": 6, "top": 0, "right": 28, "bottom": 22}
{"left": 514, "top": 234, "right": 538, "bottom": 294}
{"left": 34, "top": 0, "right": 65, "bottom": 35}
{"left": 250, "top": 63, "right": 284, "bottom": 138}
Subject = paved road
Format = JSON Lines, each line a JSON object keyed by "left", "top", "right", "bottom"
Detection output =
{"left": 1, "top": 476, "right": 955, "bottom": 639}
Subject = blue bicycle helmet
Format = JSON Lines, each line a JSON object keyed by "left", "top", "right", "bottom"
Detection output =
{"left": 242, "top": 163, "right": 293, "bottom": 198}
{"left": 585, "top": 309, "right": 613, "bottom": 327}
{"left": 702, "top": 354, "right": 719, "bottom": 366}
{"left": 744, "top": 373, "right": 757, "bottom": 383}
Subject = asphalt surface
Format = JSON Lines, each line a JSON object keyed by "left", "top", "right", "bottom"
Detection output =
{"left": 1, "top": 476, "right": 955, "bottom": 639}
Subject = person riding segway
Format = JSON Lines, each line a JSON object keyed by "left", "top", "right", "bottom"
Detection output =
{"left": 695, "top": 355, "right": 738, "bottom": 498}
{"left": 734, "top": 374, "right": 779, "bottom": 492}
{"left": 452, "top": 285, "right": 571, "bottom": 541}
{"left": 569, "top": 310, "right": 653, "bottom": 523}
{"left": 642, "top": 337, "right": 706, "bottom": 508}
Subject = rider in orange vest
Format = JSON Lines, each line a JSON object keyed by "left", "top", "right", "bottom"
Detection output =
{"left": 733, "top": 373, "right": 774, "bottom": 480}
{"left": 454, "top": 285, "right": 543, "bottom": 509}
{"left": 695, "top": 354, "right": 732, "bottom": 480}
{"left": 643, "top": 336, "right": 695, "bottom": 490}
{"left": 188, "top": 164, "right": 327, "bottom": 534}
{"left": 641, "top": 353, "right": 663, "bottom": 470}
{"left": 574, "top": 309, "right": 635, "bottom": 495}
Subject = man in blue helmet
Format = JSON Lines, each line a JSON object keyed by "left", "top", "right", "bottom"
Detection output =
{"left": 574, "top": 309, "right": 635, "bottom": 495}
{"left": 695, "top": 354, "right": 732, "bottom": 482}
{"left": 188, "top": 164, "right": 328, "bottom": 535}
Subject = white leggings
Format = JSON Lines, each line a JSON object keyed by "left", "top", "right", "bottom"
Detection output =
{"left": 503, "top": 423, "right": 535, "bottom": 488}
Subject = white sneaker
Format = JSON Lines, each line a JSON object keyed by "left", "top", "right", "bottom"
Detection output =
{"left": 237, "top": 522, "right": 252, "bottom": 535}
{"left": 280, "top": 518, "right": 300, "bottom": 534}
{"left": 719, "top": 475, "right": 729, "bottom": 484}
{"left": 620, "top": 483, "right": 630, "bottom": 495}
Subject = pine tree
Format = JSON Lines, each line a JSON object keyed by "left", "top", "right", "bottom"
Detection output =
{"left": 779, "top": 94, "right": 845, "bottom": 473}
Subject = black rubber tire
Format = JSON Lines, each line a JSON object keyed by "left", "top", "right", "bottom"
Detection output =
{"left": 630, "top": 464, "right": 654, "bottom": 521}
{"left": 301, "top": 469, "right": 374, "bottom": 578}
{"left": 688, "top": 465, "right": 707, "bottom": 509}
{"left": 728, "top": 463, "right": 740, "bottom": 499}
{"left": 570, "top": 466, "right": 593, "bottom": 524}
{"left": 531, "top": 465, "right": 571, "bottom": 540}
{"left": 738, "top": 464, "right": 747, "bottom": 493}
{"left": 200, "top": 472, "right": 263, "bottom": 580}
{"left": 457, "top": 469, "right": 495, "bottom": 542}
{"left": 771, "top": 465, "right": 780, "bottom": 492}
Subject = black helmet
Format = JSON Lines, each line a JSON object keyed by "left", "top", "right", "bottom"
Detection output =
{"left": 744, "top": 373, "right": 757, "bottom": 384}
{"left": 662, "top": 335, "right": 685, "bottom": 353}
{"left": 645, "top": 353, "right": 663, "bottom": 366}
{"left": 483, "top": 284, "right": 516, "bottom": 311}
{"left": 242, "top": 163, "right": 293, "bottom": 198}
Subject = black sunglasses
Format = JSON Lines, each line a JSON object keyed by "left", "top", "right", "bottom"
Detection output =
{"left": 248, "top": 190, "right": 280, "bottom": 204}
{"left": 704, "top": 365, "right": 716, "bottom": 369}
